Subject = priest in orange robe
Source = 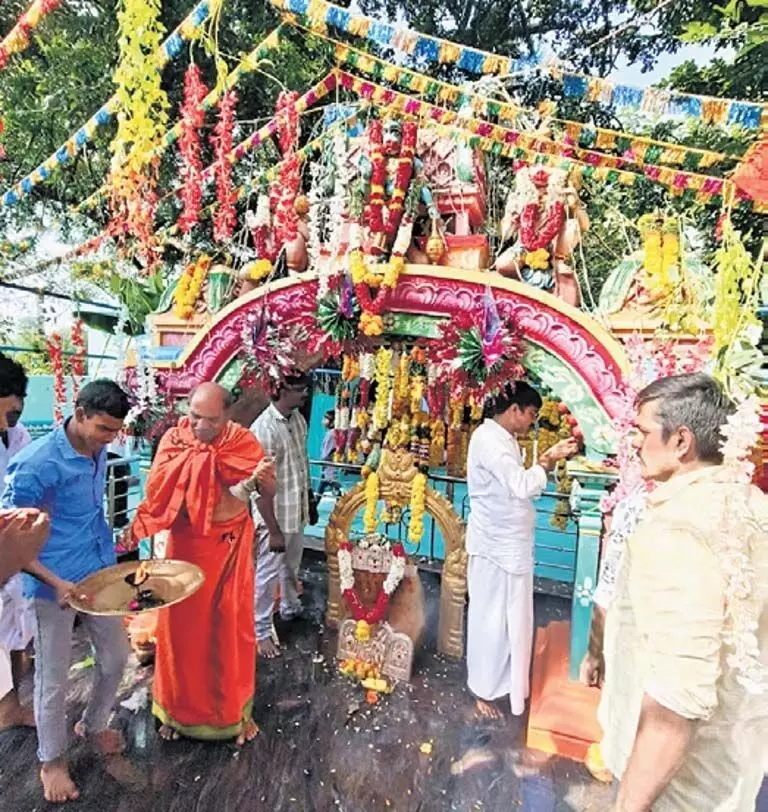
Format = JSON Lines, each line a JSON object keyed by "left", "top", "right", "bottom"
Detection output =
{"left": 125, "top": 383, "right": 275, "bottom": 744}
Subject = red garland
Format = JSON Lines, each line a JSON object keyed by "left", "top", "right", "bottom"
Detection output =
{"left": 271, "top": 91, "right": 301, "bottom": 247}
{"left": 70, "top": 319, "right": 86, "bottom": 401}
{"left": 46, "top": 332, "right": 65, "bottom": 424}
{"left": 365, "top": 120, "right": 385, "bottom": 242}
{"left": 211, "top": 90, "right": 238, "bottom": 244}
{"left": 178, "top": 65, "right": 208, "bottom": 235}
{"left": 518, "top": 200, "right": 566, "bottom": 251}
{"left": 353, "top": 281, "right": 390, "bottom": 316}
{"left": 385, "top": 121, "right": 417, "bottom": 240}
{"left": 339, "top": 540, "right": 406, "bottom": 624}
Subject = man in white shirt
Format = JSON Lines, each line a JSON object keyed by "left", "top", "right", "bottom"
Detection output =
{"left": 466, "top": 381, "right": 577, "bottom": 719}
{"left": 0, "top": 352, "right": 35, "bottom": 729}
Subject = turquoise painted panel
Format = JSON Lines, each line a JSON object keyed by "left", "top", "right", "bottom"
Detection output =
{"left": 305, "top": 387, "right": 578, "bottom": 582}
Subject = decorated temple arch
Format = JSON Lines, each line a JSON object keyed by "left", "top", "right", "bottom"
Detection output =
{"left": 150, "top": 267, "right": 629, "bottom": 455}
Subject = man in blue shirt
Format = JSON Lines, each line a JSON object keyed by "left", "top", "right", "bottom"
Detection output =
{"left": 2, "top": 379, "right": 131, "bottom": 804}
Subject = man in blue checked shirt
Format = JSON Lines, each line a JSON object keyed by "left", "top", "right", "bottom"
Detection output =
{"left": 2, "top": 379, "right": 131, "bottom": 804}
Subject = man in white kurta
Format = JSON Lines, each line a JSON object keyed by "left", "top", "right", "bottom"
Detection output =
{"left": 0, "top": 353, "right": 35, "bottom": 729}
{"left": 466, "top": 381, "right": 577, "bottom": 717}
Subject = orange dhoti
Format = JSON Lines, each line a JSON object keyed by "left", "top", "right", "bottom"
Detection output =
{"left": 131, "top": 417, "right": 266, "bottom": 741}
{"left": 152, "top": 509, "right": 256, "bottom": 739}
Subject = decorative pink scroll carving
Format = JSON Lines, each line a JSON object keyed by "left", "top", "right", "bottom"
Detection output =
{"left": 158, "top": 274, "right": 625, "bottom": 419}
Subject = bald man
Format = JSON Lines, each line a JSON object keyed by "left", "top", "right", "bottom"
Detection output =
{"left": 125, "top": 384, "right": 275, "bottom": 744}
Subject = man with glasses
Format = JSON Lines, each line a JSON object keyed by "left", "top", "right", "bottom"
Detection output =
{"left": 250, "top": 372, "right": 313, "bottom": 658}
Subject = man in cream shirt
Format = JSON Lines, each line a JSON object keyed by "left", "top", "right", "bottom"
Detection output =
{"left": 600, "top": 373, "right": 768, "bottom": 811}
{"left": 466, "top": 381, "right": 577, "bottom": 718}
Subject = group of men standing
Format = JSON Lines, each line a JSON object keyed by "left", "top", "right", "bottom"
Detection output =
{"left": 1, "top": 347, "right": 768, "bottom": 810}
{"left": 0, "top": 355, "right": 312, "bottom": 803}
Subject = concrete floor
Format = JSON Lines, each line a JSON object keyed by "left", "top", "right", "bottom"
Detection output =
{"left": 0, "top": 554, "right": 764, "bottom": 811}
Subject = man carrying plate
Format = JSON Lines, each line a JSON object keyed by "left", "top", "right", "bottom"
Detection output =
{"left": 2, "top": 379, "right": 131, "bottom": 804}
{"left": 123, "top": 383, "right": 275, "bottom": 746}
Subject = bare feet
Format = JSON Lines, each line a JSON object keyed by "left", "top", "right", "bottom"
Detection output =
{"left": 40, "top": 759, "right": 80, "bottom": 803}
{"left": 0, "top": 693, "right": 35, "bottom": 731}
{"left": 235, "top": 718, "right": 260, "bottom": 746}
{"left": 474, "top": 699, "right": 503, "bottom": 720}
{"left": 73, "top": 722, "right": 126, "bottom": 755}
{"left": 257, "top": 638, "right": 281, "bottom": 659}
{"left": 158, "top": 724, "right": 180, "bottom": 741}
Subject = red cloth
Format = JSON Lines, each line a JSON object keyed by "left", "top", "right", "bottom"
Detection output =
{"left": 133, "top": 418, "right": 264, "bottom": 739}
{"left": 132, "top": 417, "right": 264, "bottom": 539}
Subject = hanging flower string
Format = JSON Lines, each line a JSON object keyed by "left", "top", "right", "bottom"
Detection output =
{"left": 211, "top": 90, "right": 238, "bottom": 243}
{"left": 47, "top": 332, "right": 66, "bottom": 424}
{"left": 385, "top": 121, "right": 417, "bottom": 240}
{"left": 70, "top": 319, "right": 86, "bottom": 401}
{"left": 173, "top": 254, "right": 212, "bottom": 319}
{"left": 108, "top": 0, "right": 169, "bottom": 267}
{"left": 271, "top": 91, "right": 301, "bottom": 249}
{"left": 178, "top": 64, "right": 208, "bottom": 235}
{"left": 717, "top": 395, "right": 768, "bottom": 694}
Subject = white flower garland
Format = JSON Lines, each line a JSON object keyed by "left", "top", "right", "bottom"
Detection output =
{"left": 338, "top": 539, "right": 406, "bottom": 598}
{"left": 718, "top": 394, "right": 768, "bottom": 694}
{"left": 307, "top": 161, "right": 326, "bottom": 293}
{"left": 325, "top": 128, "right": 349, "bottom": 267}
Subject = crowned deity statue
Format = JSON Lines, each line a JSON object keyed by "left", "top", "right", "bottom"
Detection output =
{"left": 495, "top": 166, "right": 590, "bottom": 308}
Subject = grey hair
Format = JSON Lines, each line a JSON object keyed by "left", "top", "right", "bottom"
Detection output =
{"left": 635, "top": 373, "right": 734, "bottom": 464}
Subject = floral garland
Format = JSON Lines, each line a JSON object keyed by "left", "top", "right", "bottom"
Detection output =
{"left": 338, "top": 538, "right": 407, "bottom": 638}
{"left": 70, "top": 319, "right": 86, "bottom": 402}
{"left": 173, "top": 254, "right": 212, "bottom": 319}
{"left": 518, "top": 200, "right": 565, "bottom": 260}
{"left": 717, "top": 395, "right": 768, "bottom": 694}
{"left": 365, "top": 120, "right": 386, "bottom": 244}
{"left": 211, "top": 91, "right": 238, "bottom": 244}
{"left": 408, "top": 471, "right": 427, "bottom": 544}
{"left": 363, "top": 471, "right": 379, "bottom": 534}
{"left": 177, "top": 65, "right": 208, "bottom": 236}
{"left": 245, "top": 192, "right": 275, "bottom": 277}
{"left": 47, "top": 332, "right": 65, "bottom": 424}
{"left": 108, "top": 0, "right": 169, "bottom": 266}
{"left": 307, "top": 161, "right": 325, "bottom": 291}
{"left": 385, "top": 121, "right": 417, "bottom": 240}
{"left": 271, "top": 91, "right": 301, "bottom": 248}
{"left": 372, "top": 346, "right": 392, "bottom": 431}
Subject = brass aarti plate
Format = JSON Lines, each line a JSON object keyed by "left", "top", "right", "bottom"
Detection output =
{"left": 67, "top": 560, "right": 205, "bottom": 617}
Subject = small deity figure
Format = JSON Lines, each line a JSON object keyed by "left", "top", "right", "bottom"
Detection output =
{"left": 495, "top": 166, "right": 590, "bottom": 307}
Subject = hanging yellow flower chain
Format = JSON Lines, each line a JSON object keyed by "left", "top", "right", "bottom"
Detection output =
{"left": 373, "top": 347, "right": 392, "bottom": 431}
{"left": 408, "top": 471, "right": 427, "bottom": 544}
{"left": 363, "top": 471, "right": 380, "bottom": 534}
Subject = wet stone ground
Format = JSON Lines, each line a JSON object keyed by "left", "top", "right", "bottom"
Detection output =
{"left": 0, "top": 553, "right": 765, "bottom": 811}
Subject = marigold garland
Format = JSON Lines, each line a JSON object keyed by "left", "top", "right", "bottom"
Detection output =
{"left": 408, "top": 472, "right": 427, "bottom": 544}
{"left": 173, "top": 254, "right": 212, "bottom": 319}
{"left": 178, "top": 65, "right": 208, "bottom": 235}
{"left": 373, "top": 347, "right": 392, "bottom": 431}
{"left": 212, "top": 91, "right": 239, "bottom": 243}
{"left": 363, "top": 471, "right": 380, "bottom": 534}
{"left": 108, "top": 0, "right": 169, "bottom": 266}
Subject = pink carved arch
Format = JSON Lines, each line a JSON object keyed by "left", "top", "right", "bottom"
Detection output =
{"left": 154, "top": 269, "right": 628, "bottom": 420}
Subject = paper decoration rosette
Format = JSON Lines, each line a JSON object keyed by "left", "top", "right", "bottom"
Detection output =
{"left": 431, "top": 289, "right": 525, "bottom": 400}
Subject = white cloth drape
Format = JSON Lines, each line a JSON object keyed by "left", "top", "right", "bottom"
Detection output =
{"left": 466, "top": 554, "right": 534, "bottom": 715}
